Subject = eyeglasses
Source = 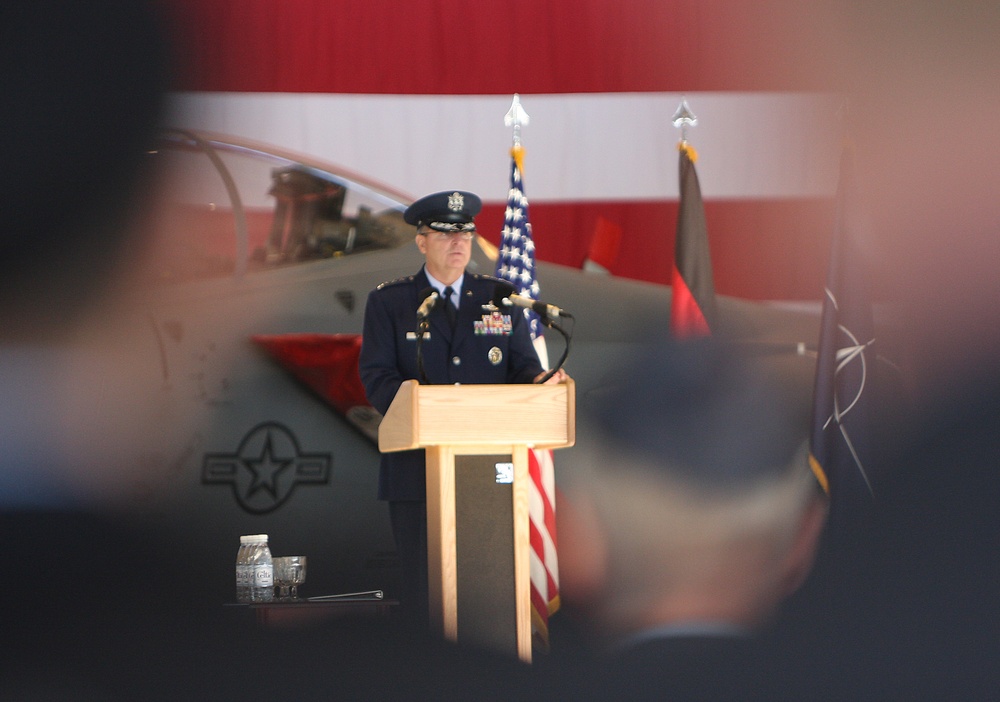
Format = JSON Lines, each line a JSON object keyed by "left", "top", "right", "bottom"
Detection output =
{"left": 421, "top": 230, "right": 475, "bottom": 241}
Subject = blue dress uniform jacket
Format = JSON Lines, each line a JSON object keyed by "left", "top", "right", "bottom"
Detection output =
{"left": 360, "top": 268, "right": 543, "bottom": 501}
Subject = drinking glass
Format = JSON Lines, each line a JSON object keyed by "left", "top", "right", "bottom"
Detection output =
{"left": 273, "top": 556, "right": 306, "bottom": 600}
{"left": 273, "top": 557, "right": 291, "bottom": 599}
{"left": 286, "top": 555, "right": 306, "bottom": 599}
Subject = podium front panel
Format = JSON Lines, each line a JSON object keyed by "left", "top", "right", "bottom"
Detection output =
{"left": 454, "top": 453, "right": 517, "bottom": 655}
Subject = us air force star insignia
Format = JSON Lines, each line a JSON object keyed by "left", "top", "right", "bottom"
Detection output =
{"left": 488, "top": 346, "right": 503, "bottom": 365}
{"left": 448, "top": 192, "right": 464, "bottom": 211}
{"left": 202, "top": 422, "right": 330, "bottom": 515}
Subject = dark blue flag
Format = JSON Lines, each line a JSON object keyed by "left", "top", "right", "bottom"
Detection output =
{"left": 809, "top": 147, "right": 876, "bottom": 505}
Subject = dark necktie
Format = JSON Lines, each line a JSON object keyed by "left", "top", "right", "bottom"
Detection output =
{"left": 442, "top": 286, "right": 457, "bottom": 328}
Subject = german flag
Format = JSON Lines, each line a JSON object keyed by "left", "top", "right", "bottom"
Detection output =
{"left": 670, "top": 143, "right": 716, "bottom": 337}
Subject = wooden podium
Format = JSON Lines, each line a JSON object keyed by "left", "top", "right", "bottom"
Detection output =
{"left": 379, "top": 379, "right": 575, "bottom": 662}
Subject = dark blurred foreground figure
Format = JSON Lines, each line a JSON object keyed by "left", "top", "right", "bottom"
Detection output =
{"left": 0, "top": 3, "right": 168, "bottom": 336}
{"left": 0, "top": 2, "right": 255, "bottom": 698}
{"left": 0, "top": 3, "right": 182, "bottom": 697}
{"left": 538, "top": 333, "right": 825, "bottom": 700}
{"left": 757, "top": 1, "right": 1000, "bottom": 699}
{"left": 764, "top": 371, "right": 1000, "bottom": 701}
{"left": 0, "top": 4, "right": 538, "bottom": 700}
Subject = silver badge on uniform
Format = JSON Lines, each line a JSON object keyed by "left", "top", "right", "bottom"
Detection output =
{"left": 448, "top": 192, "right": 464, "bottom": 211}
{"left": 488, "top": 346, "right": 503, "bottom": 365}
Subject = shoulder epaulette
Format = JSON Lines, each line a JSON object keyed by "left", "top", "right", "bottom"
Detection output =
{"left": 375, "top": 275, "right": 415, "bottom": 290}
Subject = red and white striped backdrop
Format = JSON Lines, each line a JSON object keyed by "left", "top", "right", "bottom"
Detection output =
{"left": 164, "top": 0, "right": 840, "bottom": 300}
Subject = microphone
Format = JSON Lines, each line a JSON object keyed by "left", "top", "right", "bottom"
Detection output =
{"left": 416, "top": 287, "right": 439, "bottom": 320}
{"left": 507, "top": 293, "right": 569, "bottom": 320}
{"left": 492, "top": 281, "right": 570, "bottom": 320}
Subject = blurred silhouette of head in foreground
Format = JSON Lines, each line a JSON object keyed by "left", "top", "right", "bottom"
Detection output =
{"left": 558, "top": 334, "right": 825, "bottom": 644}
{"left": 0, "top": 1, "right": 170, "bottom": 339}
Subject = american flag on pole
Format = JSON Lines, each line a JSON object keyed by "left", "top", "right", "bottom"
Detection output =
{"left": 495, "top": 141, "right": 560, "bottom": 651}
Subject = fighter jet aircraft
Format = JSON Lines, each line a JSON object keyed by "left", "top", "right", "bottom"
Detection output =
{"left": 105, "top": 129, "right": 819, "bottom": 603}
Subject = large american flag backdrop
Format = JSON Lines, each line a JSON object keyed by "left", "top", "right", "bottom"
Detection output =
{"left": 165, "top": 0, "right": 841, "bottom": 302}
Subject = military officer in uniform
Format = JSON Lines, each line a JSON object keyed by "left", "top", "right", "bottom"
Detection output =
{"left": 359, "top": 190, "right": 567, "bottom": 624}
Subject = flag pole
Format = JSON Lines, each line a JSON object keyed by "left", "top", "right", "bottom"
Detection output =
{"left": 672, "top": 97, "right": 698, "bottom": 158}
{"left": 505, "top": 93, "right": 530, "bottom": 174}
{"left": 505, "top": 93, "right": 530, "bottom": 148}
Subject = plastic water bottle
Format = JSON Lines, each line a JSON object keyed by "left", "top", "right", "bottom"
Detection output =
{"left": 247, "top": 534, "right": 274, "bottom": 603}
{"left": 236, "top": 535, "right": 253, "bottom": 603}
